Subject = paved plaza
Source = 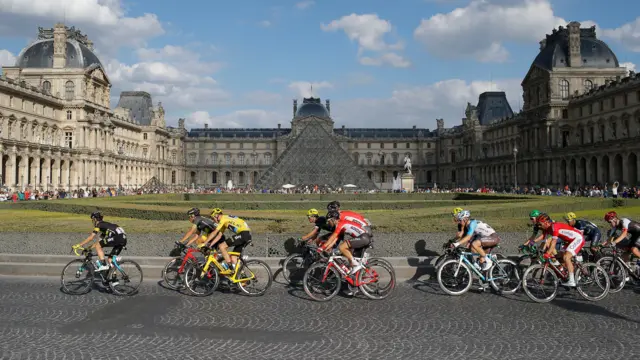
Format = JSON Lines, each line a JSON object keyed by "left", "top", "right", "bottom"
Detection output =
{"left": 0, "top": 276, "right": 639, "bottom": 359}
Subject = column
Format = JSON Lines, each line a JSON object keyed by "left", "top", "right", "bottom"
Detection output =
{"left": 41, "top": 157, "right": 50, "bottom": 189}
{"left": 7, "top": 151, "right": 16, "bottom": 188}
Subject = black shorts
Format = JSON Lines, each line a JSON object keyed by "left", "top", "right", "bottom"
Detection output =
{"left": 98, "top": 235, "right": 127, "bottom": 255}
{"left": 210, "top": 234, "right": 227, "bottom": 248}
{"left": 586, "top": 231, "right": 602, "bottom": 246}
{"left": 346, "top": 233, "right": 372, "bottom": 250}
{"left": 225, "top": 231, "right": 252, "bottom": 252}
{"left": 631, "top": 234, "right": 640, "bottom": 248}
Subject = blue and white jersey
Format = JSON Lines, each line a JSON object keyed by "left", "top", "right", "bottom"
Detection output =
{"left": 465, "top": 219, "right": 496, "bottom": 238}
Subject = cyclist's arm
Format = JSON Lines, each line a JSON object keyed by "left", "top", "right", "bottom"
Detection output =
{"left": 77, "top": 231, "right": 97, "bottom": 247}
{"left": 455, "top": 221, "right": 475, "bottom": 246}
{"left": 527, "top": 233, "right": 545, "bottom": 245}
{"left": 544, "top": 236, "right": 557, "bottom": 255}
{"left": 206, "top": 232, "right": 224, "bottom": 248}
{"left": 320, "top": 231, "right": 340, "bottom": 251}
{"left": 612, "top": 229, "right": 628, "bottom": 245}
{"left": 301, "top": 227, "right": 320, "bottom": 242}
{"left": 179, "top": 225, "right": 197, "bottom": 244}
{"left": 205, "top": 223, "right": 224, "bottom": 244}
{"left": 184, "top": 233, "right": 200, "bottom": 246}
{"left": 454, "top": 230, "right": 463, "bottom": 240}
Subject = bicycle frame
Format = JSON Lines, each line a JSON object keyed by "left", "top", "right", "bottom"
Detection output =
{"left": 201, "top": 251, "right": 255, "bottom": 284}
{"left": 603, "top": 247, "right": 640, "bottom": 280}
{"left": 452, "top": 251, "right": 506, "bottom": 283}
{"left": 78, "top": 251, "right": 124, "bottom": 284}
{"left": 321, "top": 253, "right": 378, "bottom": 287}
{"left": 176, "top": 247, "right": 203, "bottom": 274}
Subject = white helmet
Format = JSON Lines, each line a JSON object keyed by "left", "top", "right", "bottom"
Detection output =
{"left": 456, "top": 210, "right": 470, "bottom": 221}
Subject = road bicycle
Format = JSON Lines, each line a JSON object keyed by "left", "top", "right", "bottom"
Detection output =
{"left": 61, "top": 247, "right": 143, "bottom": 296}
{"left": 595, "top": 244, "right": 640, "bottom": 293}
{"left": 434, "top": 239, "right": 505, "bottom": 270}
{"left": 281, "top": 239, "right": 323, "bottom": 285}
{"left": 161, "top": 242, "right": 209, "bottom": 290}
{"left": 436, "top": 246, "right": 520, "bottom": 296}
{"left": 302, "top": 248, "right": 396, "bottom": 302}
{"left": 183, "top": 240, "right": 273, "bottom": 296}
{"left": 521, "top": 251, "right": 610, "bottom": 303}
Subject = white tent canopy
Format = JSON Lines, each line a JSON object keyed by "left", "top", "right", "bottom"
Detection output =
{"left": 282, "top": 184, "right": 296, "bottom": 189}
{"left": 343, "top": 184, "right": 357, "bottom": 188}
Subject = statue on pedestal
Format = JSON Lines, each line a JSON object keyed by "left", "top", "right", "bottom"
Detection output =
{"left": 403, "top": 155, "right": 412, "bottom": 175}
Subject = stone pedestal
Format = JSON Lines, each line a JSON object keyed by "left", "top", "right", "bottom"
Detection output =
{"left": 401, "top": 173, "right": 415, "bottom": 193}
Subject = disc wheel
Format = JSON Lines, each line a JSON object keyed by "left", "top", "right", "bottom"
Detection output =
{"left": 61, "top": 259, "right": 95, "bottom": 295}
{"left": 236, "top": 259, "right": 273, "bottom": 296}
{"left": 303, "top": 262, "right": 341, "bottom": 302}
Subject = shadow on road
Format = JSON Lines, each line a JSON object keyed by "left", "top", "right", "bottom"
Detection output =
{"left": 552, "top": 298, "right": 640, "bottom": 324}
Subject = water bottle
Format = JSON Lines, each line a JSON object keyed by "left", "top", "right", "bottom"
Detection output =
{"left": 221, "top": 262, "right": 229, "bottom": 271}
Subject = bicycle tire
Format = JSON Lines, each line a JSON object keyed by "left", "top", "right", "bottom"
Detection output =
{"left": 488, "top": 259, "right": 521, "bottom": 295}
{"left": 358, "top": 259, "right": 396, "bottom": 300}
{"left": 162, "top": 258, "right": 184, "bottom": 290}
{"left": 437, "top": 259, "right": 472, "bottom": 296}
{"left": 236, "top": 259, "right": 273, "bottom": 296}
{"left": 596, "top": 256, "right": 627, "bottom": 293}
{"left": 60, "top": 259, "right": 95, "bottom": 295}
{"left": 434, "top": 254, "right": 451, "bottom": 269}
{"left": 281, "top": 254, "right": 307, "bottom": 285}
{"left": 522, "top": 264, "right": 558, "bottom": 303}
{"left": 109, "top": 260, "right": 143, "bottom": 296}
{"left": 303, "top": 262, "right": 341, "bottom": 302}
{"left": 575, "top": 262, "right": 610, "bottom": 301}
{"left": 183, "top": 262, "right": 220, "bottom": 296}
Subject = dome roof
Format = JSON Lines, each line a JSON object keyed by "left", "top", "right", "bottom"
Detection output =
{"left": 15, "top": 39, "right": 102, "bottom": 69}
{"left": 533, "top": 24, "right": 619, "bottom": 70}
{"left": 295, "top": 97, "right": 330, "bottom": 118}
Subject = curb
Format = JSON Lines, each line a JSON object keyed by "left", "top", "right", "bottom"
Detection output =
{"left": 0, "top": 253, "right": 522, "bottom": 282}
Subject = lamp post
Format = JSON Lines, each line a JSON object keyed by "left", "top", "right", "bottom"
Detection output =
{"left": 513, "top": 145, "right": 518, "bottom": 191}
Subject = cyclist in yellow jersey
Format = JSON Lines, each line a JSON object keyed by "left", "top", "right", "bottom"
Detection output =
{"left": 204, "top": 208, "right": 252, "bottom": 270}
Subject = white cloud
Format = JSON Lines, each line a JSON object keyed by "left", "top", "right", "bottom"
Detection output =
{"left": 602, "top": 17, "right": 640, "bottom": 52}
{"left": 295, "top": 0, "right": 315, "bottom": 9}
{"left": 288, "top": 81, "right": 333, "bottom": 98}
{"left": 0, "top": 0, "right": 163, "bottom": 55}
{"left": 414, "top": 0, "right": 568, "bottom": 62}
{"left": 620, "top": 62, "right": 636, "bottom": 75}
{"left": 0, "top": 49, "right": 16, "bottom": 68}
{"left": 321, "top": 13, "right": 411, "bottom": 68}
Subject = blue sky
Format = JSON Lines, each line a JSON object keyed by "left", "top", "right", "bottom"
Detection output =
{"left": 0, "top": 0, "right": 639, "bottom": 130}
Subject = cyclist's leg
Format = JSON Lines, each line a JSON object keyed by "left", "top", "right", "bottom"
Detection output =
{"left": 469, "top": 236, "right": 486, "bottom": 264}
{"left": 564, "top": 236, "right": 585, "bottom": 282}
{"left": 630, "top": 235, "right": 640, "bottom": 259}
{"left": 231, "top": 232, "right": 251, "bottom": 262}
{"left": 343, "top": 234, "right": 371, "bottom": 273}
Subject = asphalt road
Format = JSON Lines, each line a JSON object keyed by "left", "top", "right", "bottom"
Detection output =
{"left": 1, "top": 276, "right": 639, "bottom": 360}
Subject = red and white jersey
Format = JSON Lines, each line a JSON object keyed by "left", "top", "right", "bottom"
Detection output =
{"left": 332, "top": 219, "right": 367, "bottom": 238}
{"left": 545, "top": 222, "right": 583, "bottom": 244}
{"left": 339, "top": 210, "right": 370, "bottom": 228}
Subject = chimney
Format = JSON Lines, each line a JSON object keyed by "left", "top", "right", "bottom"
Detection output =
{"left": 342, "top": 125, "right": 345, "bottom": 131}
{"left": 325, "top": 99, "right": 330, "bottom": 114}
{"left": 204, "top": 123, "right": 208, "bottom": 129}
{"left": 293, "top": 99, "right": 298, "bottom": 116}
{"left": 53, "top": 23, "right": 67, "bottom": 69}
{"left": 568, "top": 21, "right": 582, "bottom": 67}
{"left": 413, "top": 125, "right": 416, "bottom": 129}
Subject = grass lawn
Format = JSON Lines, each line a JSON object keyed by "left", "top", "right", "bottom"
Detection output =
{"left": 0, "top": 194, "right": 638, "bottom": 234}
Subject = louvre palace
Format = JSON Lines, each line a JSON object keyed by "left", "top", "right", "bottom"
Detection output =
{"left": 1, "top": 21, "right": 639, "bottom": 191}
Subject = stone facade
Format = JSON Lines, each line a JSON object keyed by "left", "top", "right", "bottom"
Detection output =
{"left": 2, "top": 22, "right": 639, "bottom": 191}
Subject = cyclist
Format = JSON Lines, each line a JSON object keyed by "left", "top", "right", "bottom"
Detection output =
{"left": 204, "top": 208, "right": 251, "bottom": 271}
{"left": 318, "top": 210, "right": 371, "bottom": 275}
{"left": 452, "top": 207, "right": 464, "bottom": 239}
{"left": 326, "top": 201, "right": 372, "bottom": 235}
{"left": 300, "top": 208, "right": 335, "bottom": 246}
{"left": 536, "top": 213, "right": 585, "bottom": 287}
{"left": 73, "top": 211, "right": 127, "bottom": 271}
{"left": 178, "top": 208, "right": 223, "bottom": 247}
{"left": 564, "top": 212, "right": 602, "bottom": 249}
{"left": 604, "top": 211, "right": 640, "bottom": 261}
{"left": 452, "top": 210, "right": 499, "bottom": 270}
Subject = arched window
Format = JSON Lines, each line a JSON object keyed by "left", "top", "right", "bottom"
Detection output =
{"left": 584, "top": 79, "right": 594, "bottom": 93}
{"left": 42, "top": 81, "right": 51, "bottom": 94}
{"left": 65, "top": 81, "right": 75, "bottom": 101}
{"left": 559, "top": 79, "right": 569, "bottom": 99}
{"left": 380, "top": 171, "right": 387, "bottom": 183}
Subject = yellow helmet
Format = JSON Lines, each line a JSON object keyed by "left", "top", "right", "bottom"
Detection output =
{"left": 210, "top": 208, "right": 223, "bottom": 216}
{"left": 564, "top": 212, "right": 577, "bottom": 221}
{"left": 452, "top": 207, "right": 463, "bottom": 216}
{"left": 307, "top": 208, "right": 319, "bottom": 217}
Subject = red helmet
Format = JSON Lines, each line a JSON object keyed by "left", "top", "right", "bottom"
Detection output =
{"left": 604, "top": 211, "right": 617, "bottom": 222}
{"left": 535, "top": 213, "right": 551, "bottom": 225}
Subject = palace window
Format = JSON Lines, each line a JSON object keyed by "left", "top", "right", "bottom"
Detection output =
{"left": 42, "top": 81, "right": 51, "bottom": 94}
{"left": 225, "top": 154, "right": 231, "bottom": 165}
{"left": 559, "top": 79, "right": 569, "bottom": 99}
{"left": 583, "top": 79, "right": 593, "bottom": 93}
{"left": 143, "top": 133, "right": 147, "bottom": 140}
{"left": 65, "top": 81, "right": 75, "bottom": 101}
{"left": 239, "top": 154, "right": 245, "bottom": 165}
{"left": 172, "top": 171, "right": 176, "bottom": 184}
{"left": 65, "top": 132, "right": 73, "bottom": 149}
{"left": 265, "top": 154, "right": 271, "bottom": 165}
{"left": 66, "top": 110, "right": 72, "bottom": 120}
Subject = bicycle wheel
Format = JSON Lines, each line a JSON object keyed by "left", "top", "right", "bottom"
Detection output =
{"left": 357, "top": 259, "right": 395, "bottom": 300}
{"left": 162, "top": 258, "right": 185, "bottom": 290}
{"left": 437, "top": 259, "right": 472, "bottom": 296}
{"left": 575, "top": 262, "right": 610, "bottom": 301}
{"left": 596, "top": 256, "right": 627, "bottom": 293}
{"left": 61, "top": 259, "right": 95, "bottom": 295}
{"left": 183, "top": 262, "right": 220, "bottom": 296}
{"left": 303, "top": 262, "right": 341, "bottom": 302}
{"left": 489, "top": 259, "right": 521, "bottom": 294}
{"left": 522, "top": 264, "right": 558, "bottom": 303}
{"left": 434, "top": 254, "right": 451, "bottom": 269}
{"left": 109, "top": 260, "right": 143, "bottom": 296}
{"left": 236, "top": 259, "right": 273, "bottom": 296}
{"left": 282, "top": 254, "right": 308, "bottom": 285}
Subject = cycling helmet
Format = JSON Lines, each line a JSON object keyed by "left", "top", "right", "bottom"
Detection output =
{"left": 452, "top": 207, "right": 463, "bottom": 216}
{"left": 456, "top": 210, "right": 470, "bottom": 221}
{"left": 210, "top": 208, "right": 223, "bottom": 216}
{"left": 327, "top": 201, "right": 341, "bottom": 211}
{"left": 90, "top": 211, "right": 103, "bottom": 221}
{"left": 326, "top": 210, "right": 340, "bottom": 220}
{"left": 307, "top": 208, "right": 319, "bottom": 217}
{"left": 529, "top": 210, "right": 541, "bottom": 218}
{"left": 564, "top": 212, "right": 577, "bottom": 221}
{"left": 535, "top": 213, "right": 552, "bottom": 225}
{"left": 604, "top": 211, "right": 617, "bottom": 222}
{"left": 187, "top": 208, "right": 200, "bottom": 217}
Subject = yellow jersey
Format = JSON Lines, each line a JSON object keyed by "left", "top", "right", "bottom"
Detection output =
{"left": 215, "top": 215, "right": 251, "bottom": 234}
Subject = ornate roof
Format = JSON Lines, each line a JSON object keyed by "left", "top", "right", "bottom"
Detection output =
{"left": 294, "top": 97, "right": 330, "bottom": 118}
{"left": 472, "top": 92, "right": 514, "bottom": 125}
{"left": 187, "top": 128, "right": 291, "bottom": 138}
{"left": 116, "top": 92, "right": 154, "bottom": 126}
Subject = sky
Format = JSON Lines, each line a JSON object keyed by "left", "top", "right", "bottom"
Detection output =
{"left": 0, "top": 0, "right": 639, "bottom": 131}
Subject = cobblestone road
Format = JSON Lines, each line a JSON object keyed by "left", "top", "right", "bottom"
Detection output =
{"left": 1, "top": 276, "right": 639, "bottom": 360}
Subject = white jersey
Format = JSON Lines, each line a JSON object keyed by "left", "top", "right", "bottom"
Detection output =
{"left": 465, "top": 220, "right": 496, "bottom": 238}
